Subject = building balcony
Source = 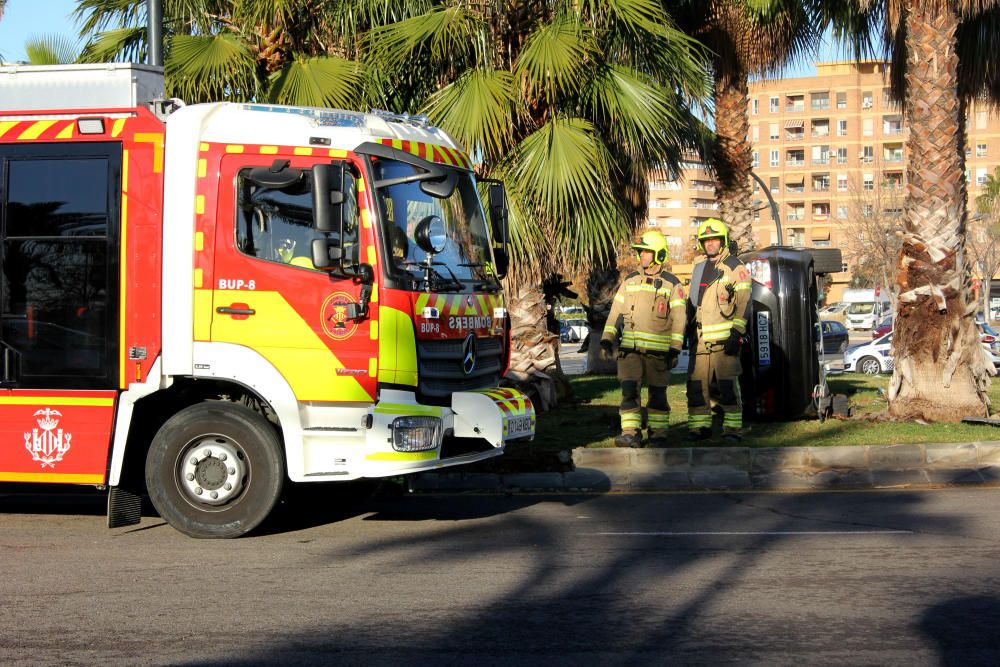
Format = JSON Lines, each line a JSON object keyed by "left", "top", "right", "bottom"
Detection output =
{"left": 786, "top": 185, "right": 805, "bottom": 193}
{"left": 812, "top": 157, "right": 830, "bottom": 165}
{"left": 786, "top": 159, "right": 806, "bottom": 167}
{"left": 811, "top": 101, "right": 830, "bottom": 110}
{"left": 813, "top": 184, "right": 830, "bottom": 192}
{"left": 884, "top": 127, "right": 905, "bottom": 135}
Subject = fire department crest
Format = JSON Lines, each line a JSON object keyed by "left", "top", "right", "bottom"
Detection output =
{"left": 321, "top": 291, "right": 359, "bottom": 340}
{"left": 24, "top": 408, "right": 72, "bottom": 468}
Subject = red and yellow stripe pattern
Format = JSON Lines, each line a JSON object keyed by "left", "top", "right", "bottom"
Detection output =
{"left": 378, "top": 138, "right": 472, "bottom": 170}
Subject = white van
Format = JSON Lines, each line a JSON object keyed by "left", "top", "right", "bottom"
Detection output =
{"left": 842, "top": 288, "right": 892, "bottom": 330}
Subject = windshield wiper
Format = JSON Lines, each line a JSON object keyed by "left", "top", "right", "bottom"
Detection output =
{"left": 400, "top": 260, "right": 464, "bottom": 292}
{"left": 458, "top": 262, "right": 502, "bottom": 292}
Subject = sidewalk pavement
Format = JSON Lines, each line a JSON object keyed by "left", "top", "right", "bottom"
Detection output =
{"left": 411, "top": 441, "right": 1000, "bottom": 493}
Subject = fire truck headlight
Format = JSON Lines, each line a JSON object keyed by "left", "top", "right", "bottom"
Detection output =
{"left": 391, "top": 416, "right": 442, "bottom": 452}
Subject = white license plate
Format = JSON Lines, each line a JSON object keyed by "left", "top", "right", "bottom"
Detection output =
{"left": 757, "top": 311, "right": 771, "bottom": 367}
{"left": 505, "top": 415, "right": 534, "bottom": 439}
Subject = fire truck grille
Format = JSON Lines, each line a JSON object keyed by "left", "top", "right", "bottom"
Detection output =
{"left": 416, "top": 336, "right": 504, "bottom": 403}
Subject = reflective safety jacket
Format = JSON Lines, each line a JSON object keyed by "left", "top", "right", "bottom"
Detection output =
{"left": 602, "top": 269, "right": 686, "bottom": 354}
{"left": 686, "top": 247, "right": 752, "bottom": 354}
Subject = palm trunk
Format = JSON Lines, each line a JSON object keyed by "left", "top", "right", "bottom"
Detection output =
{"left": 503, "top": 280, "right": 572, "bottom": 412}
{"left": 888, "top": 1, "right": 991, "bottom": 421}
{"left": 584, "top": 257, "right": 620, "bottom": 374}
{"left": 713, "top": 69, "right": 755, "bottom": 253}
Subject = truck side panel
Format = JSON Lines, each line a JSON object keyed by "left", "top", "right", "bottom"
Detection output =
{"left": 0, "top": 109, "right": 165, "bottom": 484}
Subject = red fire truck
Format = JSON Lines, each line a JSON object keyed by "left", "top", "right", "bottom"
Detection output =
{"left": 0, "top": 64, "right": 534, "bottom": 537}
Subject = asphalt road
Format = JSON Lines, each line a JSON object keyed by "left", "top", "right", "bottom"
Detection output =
{"left": 3, "top": 487, "right": 1000, "bottom": 665}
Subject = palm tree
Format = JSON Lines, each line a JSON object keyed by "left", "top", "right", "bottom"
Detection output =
{"left": 671, "top": 0, "right": 820, "bottom": 253}
{"left": 74, "top": 0, "right": 372, "bottom": 107}
{"left": 24, "top": 35, "right": 81, "bottom": 64}
{"left": 831, "top": 1, "right": 1000, "bottom": 421}
{"left": 360, "top": 0, "right": 712, "bottom": 408}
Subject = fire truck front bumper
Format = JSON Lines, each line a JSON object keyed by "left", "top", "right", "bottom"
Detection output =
{"left": 361, "top": 388, "right": 535, "bottom": 477}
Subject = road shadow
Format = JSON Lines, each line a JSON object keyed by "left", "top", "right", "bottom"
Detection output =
{"left": 920, "top": 595, "right": 1000, "bottom": 665}
{"left": 170, "top": 489, "right": 973, "bottom": 665}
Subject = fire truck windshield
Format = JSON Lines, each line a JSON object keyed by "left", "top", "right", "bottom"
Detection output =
{"left": 372, "top": 158, "right": 497, "bottom": 292}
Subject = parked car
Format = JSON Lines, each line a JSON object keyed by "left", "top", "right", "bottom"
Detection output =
{"left": 559, "top": 318, "right": 588, "bottom": 343}
{"left": 872, "top": 314, "right": 893, "bottom": 339}
{"left": 844, "top": 332, "right": 893, "bottom": 374}
{"left": 820, "top": 302, "right": 849, "bottom": 324}
{"left": 846, "top": 330, "right": 1000, "bottom": 375}
{"left": 820, "top": 320, "right": 849, "bottom": 355}
{"left": 981, "top": 322, "right": 1000, "bottom": 354}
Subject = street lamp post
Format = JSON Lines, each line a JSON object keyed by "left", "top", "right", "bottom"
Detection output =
{"left": 749, "top": 171, "right": 782, "bottom": 244}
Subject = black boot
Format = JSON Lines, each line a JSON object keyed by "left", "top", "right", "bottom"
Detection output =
{"left": 685, "top": 427, "right": 711, "bottom": 442}
{"left": 614, "top": 432, "right": 642, "bottom": 448}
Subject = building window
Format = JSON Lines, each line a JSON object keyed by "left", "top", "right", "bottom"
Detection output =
{"left": 770, "top": 176, "right": 780, "bottom": 193}
{"left": 977, "top": 111, "right": 988, "bottom": 129}
{"left": 752, "top": 151, "right": 759, "bottom": 168}
{"left": 864, "top": 173, "right": 874, "bottom": 190}
{"left": 837, "top": 119, "right": 847, "bottom": 136}
{"left": 837, "top": 205, "right": 848, "bottom": 219}
{"left": 862, "top": 91, "right": 873, "bottom": 109}
{"left": 837, "top": 147, "right": 848, "bottom": 164}
{"left": 863, "top": 204, "right": 873, "bottom": 217}
{"left": 977, "top": 167, "right": 988, "bottom": 186}
{"left": 862, "top": 145, "right": 874, "bottom": 163}
{"left": 769, "top": 123, "right": 779, "bottom": 140}
{"left": 752, "top": 125, "right": 760, "bottom": 142}
{"left": 769, "top": 149, "right": 779, "bottom": 167}
{"left": 770, "top": 96, "right": 779, "bottom": 113}
{"left": 863, "top": 118, "right": 874, "bottom": 136}
{"left": 836, "top": 92, "right": 847, "bottom": 109}
{"left": 752, "top": 99, "right": 759, "bottom": 115}
{"left": 977, "top": 142, "right": 988, "bottom": 158}
{"left": 837, "top": 174, "right": 848, "bottom": 191}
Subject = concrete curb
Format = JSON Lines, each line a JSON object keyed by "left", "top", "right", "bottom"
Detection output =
{"left": 409, "top": 441, "right": 1000, "bottom": 493}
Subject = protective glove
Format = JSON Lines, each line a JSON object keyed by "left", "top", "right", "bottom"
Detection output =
{"left": 723, "top": 329, "right": 742, "bottom": 356}
{"left": 666, "top": 348, "right": 680, "bottom": 369}
{"left": 599, "top": 339, "right": 614, "bottom": 361}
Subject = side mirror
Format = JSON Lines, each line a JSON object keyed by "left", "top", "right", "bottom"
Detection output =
{"left": 311, "top": 238, "right": 343, "bottom": 270}
{"left": 419, "top": 171, "right": 459, "bottom": 199}
{"left": 493, "top": 247, "right": 509, "bottom": 280}
{"left": 312, "top": 162, "right": 349, "bottom": 233}
{"left": 414, "top": 215, "right": 448, "bottom": 254}
{"left": 488, "top": 182, "right": 509, "bottom": 247}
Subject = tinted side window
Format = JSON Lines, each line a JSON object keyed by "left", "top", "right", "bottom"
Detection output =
{"left": 7, "top": 158, "right": 110, "bottom": 237}
{"left": 235, "top": 166, "right": 359, "bottom": 270}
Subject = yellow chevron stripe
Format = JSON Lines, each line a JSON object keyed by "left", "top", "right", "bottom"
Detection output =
{"left": 19, "top": 120, "right": 56, "bottom": 140}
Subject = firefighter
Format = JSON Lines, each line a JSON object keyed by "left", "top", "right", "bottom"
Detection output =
{"left": 599, "top": 231, "right": 686, "bottom": 448}
{"left": 685, "top": 218, "right": 752, "bottom": 441}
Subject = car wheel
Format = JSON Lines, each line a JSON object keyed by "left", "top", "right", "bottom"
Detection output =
{"left": 858, "top": 356, "right": 882, "bottom": 375}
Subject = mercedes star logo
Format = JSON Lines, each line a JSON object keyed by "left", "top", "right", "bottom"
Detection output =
{"left": 461, "top": 333, "right": 477, "bottom": 375}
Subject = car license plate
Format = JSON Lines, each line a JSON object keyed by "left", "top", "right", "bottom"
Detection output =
{"left": 757, "top": 311, "right": 771, "bottom": 367}
{"left": 505, "top": 415, "right": 534, "bottom": 440}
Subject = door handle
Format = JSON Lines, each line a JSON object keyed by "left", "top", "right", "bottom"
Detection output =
{"left": 217, "top": 306, "right": 256, "bottom": 316}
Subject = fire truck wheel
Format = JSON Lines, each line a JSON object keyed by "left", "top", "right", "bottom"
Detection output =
{"left": 145, "top": 401, "right": 284, "bottom": 538}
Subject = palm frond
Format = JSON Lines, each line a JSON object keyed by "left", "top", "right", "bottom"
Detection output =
{"left": 422, "top": 68, "right": 517, "bottom": 159}
{"left": 268, "top": 55, "right": 369, "bottom": 109}
{"left": 365, "top": 6, "right": 486, "bottom": 72}
{"left": 166, "top": 32, "right": 259, "bottom": 102}
{"left": 515, "top": 14, "right": 597, "bottom": 104}
{"left": 78, "top": 27, "right": 146, "bottom": 63}
{"left": 512, "top": 116, "right": 614, "bottom": 216}
{"left": 25, "top": 34, "right": 82, "bottom": 65}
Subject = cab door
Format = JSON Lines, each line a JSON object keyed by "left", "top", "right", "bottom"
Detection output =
{"left": 0, "top": 142, "right": 120, "bottom": 483}
{"left": 207, "top": 152, "right": 377, "bottom": 403}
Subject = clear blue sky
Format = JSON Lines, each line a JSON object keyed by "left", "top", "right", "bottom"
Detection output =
{"left": 0, "top": 0, "right": 80, "bottom": 63}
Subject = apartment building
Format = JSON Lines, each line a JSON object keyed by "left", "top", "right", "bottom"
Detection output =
{"left": 647, "top": 60, "right": 1000, "bottom": 301}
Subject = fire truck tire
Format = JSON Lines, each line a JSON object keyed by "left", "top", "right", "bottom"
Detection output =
{"left": 145, "top": 401, "right": 284, "bottom": 538}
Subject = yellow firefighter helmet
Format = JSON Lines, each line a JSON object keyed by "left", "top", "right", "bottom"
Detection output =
{"left": 631, "top": 230, "right": 669, "bottom": 265}
{"left": 696, "top": 218, "right": 729, "bottom": 253}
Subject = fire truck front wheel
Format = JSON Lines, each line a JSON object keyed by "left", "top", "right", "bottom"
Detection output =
{"left": 145, "top": 402, "right": 285, "bottom": 538}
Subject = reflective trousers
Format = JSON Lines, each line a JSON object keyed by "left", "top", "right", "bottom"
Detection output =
{"left": 687, "top": 347, "right": 743, "bottom": 435}
{"left": 617, "top": 352, "right": 671, "bottom": 437}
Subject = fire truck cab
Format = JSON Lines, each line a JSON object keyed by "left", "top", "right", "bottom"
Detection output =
{"left": 0, "top": 64, "right": 534, "bottom": 538}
